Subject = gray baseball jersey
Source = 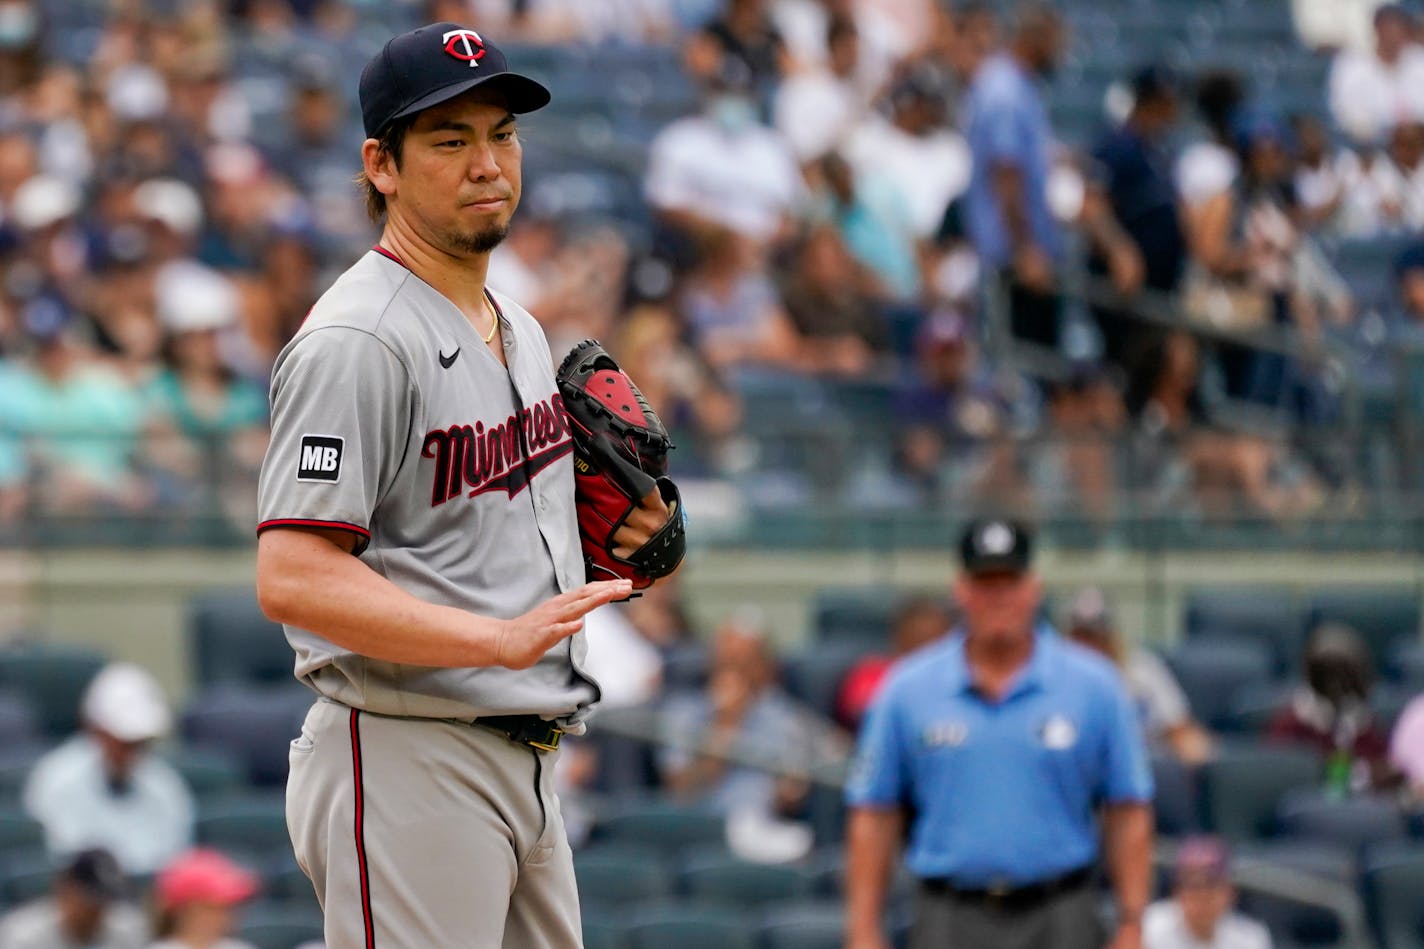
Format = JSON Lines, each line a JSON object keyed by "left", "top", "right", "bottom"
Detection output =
{"left": 257, "top": 247, "right": 598, "bottom": 727}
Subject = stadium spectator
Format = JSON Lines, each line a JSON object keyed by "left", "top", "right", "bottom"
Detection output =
{"left": 1390, "top": 692, "right": 1424, "bottom": 803}
{"left": 1268, "top": 622, "right": 1397, "bottom": 792}
{"left": 844, "top": 518, "right": 1153, "bottom": 949}
{"left": 961, "top": 3, "right": 1066, "bottom": 351}
{"left": 611, "top": 303, "right": 742, "bottom": 474}
{"left": 1041, "top": 365, "right": 1127, "bottom": 521}
{"left": 810, "top": 151, "right": 920, "bottom": 305}
{"left": 22, "top": 663, "right": 195, "bottom": 876}
{"left": 644, "top": 65, "right": 803, "bottom": 260}
{"left": 776, "top": 220, "right": 886, "bottom": 370}
{"left": 1065, "top": 587, "right": 1214, "bottom": 766}
{"left": 0, "top": 848, "right": 148, "bottom": 949}
{"left": 774, "top": 15, "right": 867, "bottom": 162}
{"left": 1294, "top": 0, "right": 1386, "bottom": 54}
{"left": 142, "top": 262, "right": 268, "bottom": 514}
{"left": 1328, "top": 3, "right": 1424, "bottom": 148}
{"left": 1083, "top": 65, "right": 1182, "bottom": 375}
{"left": 684, "top": 0, "right": 789, "bottom": 99}
{"left": 149, "top": 849, "right": 259, "bottom": 949}
{"left": 677, "top": 225, "right": 807, "bottom": 372}
{"left": 658, "top": 610, "right": 845, "bottom": 858}
{"left": 1177, "top": 71, "right": 1245, "bottom": 281}
{"left": 891, "top": 309, "right": 1038, "bottom": 508}
{"left": 1143, "top": 836, "right": 1272, "bottom": 949}
{"left": 844, "top": 67, "right": 970, "bottom": 242}
{"left": 773, "top": 0, "right": 906, "bottom": 96}
{"left": 2, "top": 296, "right": 152, "bottom": 514}
{"left": 1291, "top": 114, "right": 1347, "bottom": 233}
{"left": 835, "top": 593, "right": 952, "bottom": 729}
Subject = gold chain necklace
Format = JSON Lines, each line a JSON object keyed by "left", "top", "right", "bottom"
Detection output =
{"left": 481, "top": 294, "right": 498, "bottom": 344}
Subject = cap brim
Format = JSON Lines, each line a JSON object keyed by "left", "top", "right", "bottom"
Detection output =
{"left": 392, "top": 72, "right": 551, "bottom": 124}
{"left": 964, "top": 557, "right": 1029, "bottom": 576}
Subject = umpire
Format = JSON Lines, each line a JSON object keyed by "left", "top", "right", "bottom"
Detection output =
{"left": 844, "top": 519, "right": 1154, "bottom": 949}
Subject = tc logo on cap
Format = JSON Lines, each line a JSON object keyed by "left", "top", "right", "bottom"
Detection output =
{"left": 442, "top": 29, "right": 486, "bottom": 67}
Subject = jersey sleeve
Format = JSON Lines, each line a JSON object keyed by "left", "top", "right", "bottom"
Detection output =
{"left": 844, "top": 683, "right": 910, "bottom": 809}
{"left": 1097, "top": 670, "right": 1155, "bottom": 804}
{"left": 257, "top": 326, "right": 414, "bottom": 553}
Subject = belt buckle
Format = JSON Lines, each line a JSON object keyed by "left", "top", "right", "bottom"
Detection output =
{"left": 527, "top": 730, "right": 562, "bottom": 752}
{"left": 519, "top": 721, "right": 562, "bottom": 752}
{"left": 986, "top": 879, "right": 1012, "bottom": 904}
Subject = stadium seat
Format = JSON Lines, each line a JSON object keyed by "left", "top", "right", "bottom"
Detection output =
{"left": 625, "top": 901, "right": 757, "bottom": 949}
{"left": 0, "top": 849, "right": 56, "bottom": 907}
{"left": 1389, "top": 639, "right": 1424, "bottom": 688}
{"left": 810, "top": 588, "right": 900, "bottom": 645}
{"left": 759, "top": 900, "right": 845, "bottom": 949}
{"left": 181, "top": 684, "right": 313, "bottom": 788}
{"left": 195, "top": 794, "right": 292, "bottom": 864}
{"left": 1201, "top": 744, "right": 1321, "bottom": 840}
{"left": 0, "top": 689, "right": 38, "bottom": 748}
{"left": 164, "top": 745, "right": 248, "bottom": 802}
{"left": 679, "top": 851, "right": 813, "bottom": 905}
{"left": 262, "top": 851, "right": 318, "bottom": 914}
{"left": 1150, "top": 753, "right": 1201, "bottom": 837}
{"left": 0, "top": 745, "right": 49, "bottom": 807}
{"left": 1183, "top": 586, "right": 1303, "bottom": 675}
{"left": 582, "top": 912, "right": 628, "bottom": 949}
{"left": 1235, "top": 839, "right": 1353, "bottom": 948}
{"left": 781, "top": 641, "right": 872, "bottom": 722}
{"left": 0, "top": 811, "right": 46, "bottom": 851}
{"left": 1276, "top": 790, "right": 1410, "bottom": 851}
{"left": 235, "top": 902, "right": 325, "bottom": 949}
{"left": 573, "top": 847, "right": 674, "bottom": 906}
{"left": 0, "top": 644, "right": 107, "bottom": 738}
{"left": 1222, "top": 680, "right": 1295, "bottom": 735}
{"left": 1361, "top": 842, "right": 1424, "bottom": 949}
{"left": 1165, "top": 638, "right": 1274, "bottom": 731}
{"left": 1307, "top": 588, "right": 1421, "bottom": 672}
{"left": 590, "top": 802, "right": 725, "bottom": 854}
{"left": 189, "top": 589, "right": 294, "bottom": 687}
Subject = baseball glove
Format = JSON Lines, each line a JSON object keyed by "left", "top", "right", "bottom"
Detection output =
{"left": 556, "top": 339, "right": 687, "bottom": 590}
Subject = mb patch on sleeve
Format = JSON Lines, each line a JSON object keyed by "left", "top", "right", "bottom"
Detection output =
{"left": 297, "top": 435, "right": 344, "bottom": 483}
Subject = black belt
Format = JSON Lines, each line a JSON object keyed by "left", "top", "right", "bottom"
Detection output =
{"left": 474, "top": 714, "right": 564, "bottom": 752}
{"left": 920, "top": 865, "right": 1093, "bottom": 910}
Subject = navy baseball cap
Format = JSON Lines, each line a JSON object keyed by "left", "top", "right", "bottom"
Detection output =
{"left": 959, "top": 518, "right": 1033, "bottom": 575}
{"left": 359, "top": 23, "right": 551, "bottom": 139}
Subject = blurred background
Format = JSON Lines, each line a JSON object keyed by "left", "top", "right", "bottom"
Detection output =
{"left": 0, "top": 0, "right": 1422, "bottom": 946}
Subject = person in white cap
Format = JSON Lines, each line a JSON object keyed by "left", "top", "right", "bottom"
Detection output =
{"left": 21, "top": 662, "right": 195, "bottom": 876}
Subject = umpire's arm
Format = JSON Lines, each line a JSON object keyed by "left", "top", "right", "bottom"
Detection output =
{"left": 1098, "top": 671, "right": 1157, "bottom": 949}
{"left": 845, "top": 806, "right": 903, "bottom": 949}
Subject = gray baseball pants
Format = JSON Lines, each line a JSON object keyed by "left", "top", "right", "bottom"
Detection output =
{"left": 286, "top": 698, "right": 583, "bottom": 948}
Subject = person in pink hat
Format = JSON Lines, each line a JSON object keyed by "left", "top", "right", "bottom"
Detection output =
{"left": 148, "top": 849, "right": 259, "bottom": 949}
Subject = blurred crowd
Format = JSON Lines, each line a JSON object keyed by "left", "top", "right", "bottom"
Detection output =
{"left": 0, "top": 0, "right": 1420, "bottom": 531}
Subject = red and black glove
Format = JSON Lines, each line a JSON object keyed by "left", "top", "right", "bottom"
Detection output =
{"left": 556, "top": 339, "right": 686, "bottom": 590}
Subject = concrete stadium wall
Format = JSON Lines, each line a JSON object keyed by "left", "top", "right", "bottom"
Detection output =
{"left": 1, "top": 546, "right": 1421, "bottom": 703}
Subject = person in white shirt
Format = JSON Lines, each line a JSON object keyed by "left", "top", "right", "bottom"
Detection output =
{"left": 1144, "top": 837, "right": 1273, "bottom": 949}
{"left": 773, "top": 0, "right": 908, "bottom": 97}
{"left": 842, "top": 70, "right": 971, "bottom": 239}
{"left": 774, "top": 15, "right": 868, "bottom": 162}
{"left": 22, "top": 663, "right": 195, "bottom": 876}
{"left": 645, "top": 72, "right": 804, "bottom": 246}
{"left": 0, "top": 848, "right": 149, "bottom": 949}
{"left": 1328, "top": 3, "right": 1424, "bottom": 147}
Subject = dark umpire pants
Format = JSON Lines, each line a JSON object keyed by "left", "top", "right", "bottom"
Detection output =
{"left": 909, "top": 868, "right": 1103, "bottom": 949}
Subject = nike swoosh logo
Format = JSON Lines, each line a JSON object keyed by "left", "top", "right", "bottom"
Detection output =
{"left": 439, "top": 348, "right": 460, "bottom": 369}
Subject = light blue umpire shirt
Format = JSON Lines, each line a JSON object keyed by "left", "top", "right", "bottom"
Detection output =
{"left": 845, "top": 625, "right": 1153, "bottom": 887}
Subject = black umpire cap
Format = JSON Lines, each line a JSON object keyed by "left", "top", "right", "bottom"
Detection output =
{"left": 359, "top": 23, "right": 551, "bottom": 139}
{"left": 959, "top": 518, "right": 1034, "bottom": 575}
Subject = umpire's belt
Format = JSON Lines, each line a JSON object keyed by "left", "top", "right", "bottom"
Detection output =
{"left": 475, "top": 714, "right": 564, "bottom": 752}
{"left": 919, "top": 865, "right": 1093, "bottom": 911}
